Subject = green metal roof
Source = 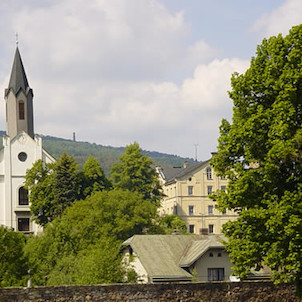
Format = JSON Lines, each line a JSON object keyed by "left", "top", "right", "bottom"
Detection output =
{"left": 179, "top": 235, "right": 225, "bottom": 267}
{"left": 122, "top": 234, "right": 226, "bottom": 281}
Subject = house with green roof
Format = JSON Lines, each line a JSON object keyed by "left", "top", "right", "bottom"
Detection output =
{"left": 121, "top": 234, "right": 233, "bottom": 283}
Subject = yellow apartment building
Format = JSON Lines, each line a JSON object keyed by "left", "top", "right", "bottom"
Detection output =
{"left": 157, "top": 156, "right": 237, "bottom": 234}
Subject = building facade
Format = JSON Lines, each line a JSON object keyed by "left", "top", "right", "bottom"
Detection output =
{"left": 157, "top": 157, "right": 237, "bottom": 234}
{"left": 0, "top": 47, "right": 55, "bottom": 233}
{"left": 122, "top": 234, "right": 234, "bottom": 283}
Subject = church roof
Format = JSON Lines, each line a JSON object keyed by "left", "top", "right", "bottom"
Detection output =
{"left": 6, "top": 47, "right": 30, "bottom": 96}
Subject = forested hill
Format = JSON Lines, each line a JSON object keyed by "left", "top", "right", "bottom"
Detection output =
{"left": 0, "top": 131, "right": 195, "bottom": 175}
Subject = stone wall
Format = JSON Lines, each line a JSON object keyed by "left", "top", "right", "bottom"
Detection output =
{"left": 0, "top": 281, "right": 300, "bottom": 302}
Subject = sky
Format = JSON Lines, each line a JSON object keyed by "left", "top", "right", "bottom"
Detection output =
{"left": 0, "top": 0, "right": 301, "bottom": 160}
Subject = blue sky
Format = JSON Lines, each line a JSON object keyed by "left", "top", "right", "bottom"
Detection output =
{"left": 0, "top": 0, "right": 301, "bottom": 160}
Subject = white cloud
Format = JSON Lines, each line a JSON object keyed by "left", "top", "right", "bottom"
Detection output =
{"left": 251, "top": 0, "right": 302, "bottom": 37}
{"left": 0, "top": 0, "right": 252, "bottom": 159}
{"left": 30, "top": 58, "right": 249, "bottom": 159}
{"left": 181, "top": 58, "right": 248, "bottom": 110}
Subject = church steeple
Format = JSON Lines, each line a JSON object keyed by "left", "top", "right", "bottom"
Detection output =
{"left": 6, "top": 47, "right": 29, "bottom": 95}
{"left": 5, "top": 47, "right": 34, "bottom": 138}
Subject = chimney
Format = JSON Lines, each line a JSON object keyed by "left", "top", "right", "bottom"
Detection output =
{"left": 183, "top": 161, "right": 189, "bottom": 168}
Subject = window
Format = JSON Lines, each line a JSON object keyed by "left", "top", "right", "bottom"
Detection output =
{"left": 18, "top": 152, "right": 27, "bottom": 162}
{"left": 189, "top": 205, "right": 194, "bottom": 215}
{"left": 207, "top": 186, "right": 213, "bottom": 195}
{"left": 173, "top": 205, "right": 178, "bottom": 215}
{"left": 19, "top": 101, "right": 25, "bottom": 120}
{"left": 188, "top": 186, "right": 193, "bottom": 195}
{"left": 208, "top": 205, "right": 213, "bottom": 214}
{"left": 208, "top": 268, "right": 225, "bottom": 281}
{"left": 209, "top": 224, "right": 214, "bottom": 234}
{"left": 206, "top": 167, "right": 212, "bottom": 179}
{"left": 218, "top": 252, "right": 222, "bottom": 257}
{"left": 222, "top": 209, "right": 226, "bottom": 215}
{"left": 18, "top": 218, "right": 30, "bottom": 232}
{"left": 221, "top": 186, "right": 226, "bottom": 191}
{"left": 209, "top": 252, "right": 213, "bottom": 257}
{"left": 19, "top": 187, "right": 29, "bottom": 205}
{"left": 189, "top": 225, "right": 195, "bottom": 233}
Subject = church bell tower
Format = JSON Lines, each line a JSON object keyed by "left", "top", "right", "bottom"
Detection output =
{"left": 4, "top": 47, "right": 34, "bottom": 139}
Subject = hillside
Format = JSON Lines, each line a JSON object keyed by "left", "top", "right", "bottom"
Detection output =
{"left": 0, "top": 131, "right": 196, "bottom": 176}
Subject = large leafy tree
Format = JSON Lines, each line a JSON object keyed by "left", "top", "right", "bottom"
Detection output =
{"left": 25, "top": 154, "right": 111, "bottom": 226}
{"left": 25, "top": 189, "right": 158, "bottom": 285}
{"left": 212, "top": 25, "right": 302, "bottom": 294}
{"left": 79, "top": 155, "right": 111, "bottom": 198}
{"left": 111, "top": 142, "right": 163, "bottom": 205}
{"left": 25, "top": 153, "right": 80, "bottom": 226}
{"left": 0, "top": 226, "right": 28, "bottom": 287}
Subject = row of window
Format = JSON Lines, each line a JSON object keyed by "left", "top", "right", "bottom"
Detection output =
{"left": 189, "top": 224, "right": 214, "bottom": 234}
{"left": 187, "top": 185, "right": 226, "bottom": 196}
{"left": 188, "top": 205, "right": 226, "bottom": 215}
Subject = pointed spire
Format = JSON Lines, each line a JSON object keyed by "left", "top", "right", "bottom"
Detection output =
{"left": 7, "top": 47, "right": 29, "bottom": 95}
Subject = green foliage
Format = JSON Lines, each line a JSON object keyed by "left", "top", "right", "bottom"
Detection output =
{"left": 160, "top": 215, "right": 187, "bottom": 234}
{"left": 24, "top": 159, "right": 55, "bottom": 226}
{"left": 79, "top": 155, "right": 112, "bottom": 198}
{"left": 41, "top": 135, "right": 195, "bottom": 176}
{"left": 25, "top": 189, "right": 158, "bottom": 285}
{"left": 26, "top": 154, "right": 111, "bottom": 226}
{"left": 0, "top": 226, "right": 28, "bottom": 287}
{"left": 46, "top": 239, "right": 123, "bottom": 285}
{"left": 25, "top": 153, "right": 80, "bottom": 226}
{"left": 212, "top": 24, "right": 302, "bottom": 295}
{"left": 52, "top": 152, "right": 80, "bottom": 217}
{"left": 111, "top": 142, "right": 164, "bottom": 205}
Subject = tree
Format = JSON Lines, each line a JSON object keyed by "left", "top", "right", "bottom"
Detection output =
{"left": 159, "top": 215, "right": 187, "bottom": 234}
{"left": 52, "top": 152, "right": 80, "bottom": 216}
{"left": 111, "top": 142, "right": 163, "bottom": 205}
{"left": 24, "top": 159, "right": 55, "bottom": 226}
{"left": 25, "top": 189, "right": 159, "bottom": 285}
{"left": 211, "top": 24, "right": 302, "bottom": 295}
{"left": 0, "top": 226, "right": 28, "bottom": 287}
{"left": 79, "top": 155, "right": 111, "bottom": 198}
{"left": 25, "top": 153, "right": 79, "bottom": 226}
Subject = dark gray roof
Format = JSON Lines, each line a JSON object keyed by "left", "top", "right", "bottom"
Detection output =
{"left": 6, "top": 47, "right": 30, "bottom": 96}
{"left": 161, "top": 159, "right": 211, "bottom": 184}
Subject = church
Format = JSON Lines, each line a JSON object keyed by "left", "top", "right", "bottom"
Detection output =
{"left": 0, "top": 47, "right": 55, "bottom": 233}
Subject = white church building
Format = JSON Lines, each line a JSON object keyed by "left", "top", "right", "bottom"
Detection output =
{"left": 0, "top": 47, "right": 55, "bottom": 233}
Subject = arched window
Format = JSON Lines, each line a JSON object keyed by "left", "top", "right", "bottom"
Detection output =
{"left": 206, "top": 167, "right": 212, "bottom": 179}
{"left": 19, "top": 101, "right": 25, "bottom": 120}
{"left": 19, "top": 187, "right": 28, "bottom": 205}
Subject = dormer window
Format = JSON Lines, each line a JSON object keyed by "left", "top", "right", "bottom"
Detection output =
{"left": 19, "top": 101, "right": 25, "bottom": 120}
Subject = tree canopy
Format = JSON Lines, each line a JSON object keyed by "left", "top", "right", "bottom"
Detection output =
{"left": 25, "top": 189, "right": 158, "bottom": 285}
{"left": 0, "top": 226, "right": 28, "bottom": 287}
{"left": 111, "top": 142, "right": 164, "bottom": 205}
{"left": 25, "top": 153, "right": 80, "bottom": 226}
{"left": 25, "top": 154, "right": 111, "bottom": 226}
{"left": 211, "top": 24, "right": 302, "bottom": 294}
